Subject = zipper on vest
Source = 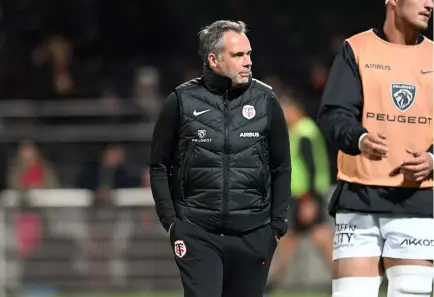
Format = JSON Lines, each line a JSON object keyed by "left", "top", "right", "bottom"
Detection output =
{"left": 221, "top": 90, "right": 229, "bottom": 230}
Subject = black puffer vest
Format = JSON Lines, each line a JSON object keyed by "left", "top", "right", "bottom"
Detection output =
{"left": 172, "top": 66, "right": 274, "bottom": 234}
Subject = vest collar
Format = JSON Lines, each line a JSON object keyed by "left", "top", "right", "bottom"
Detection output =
{"left": 373, "top": 25, "right": 424, "bottom": 44}
{"left": 202, "top": 64, "right": 251, "bottom": 97}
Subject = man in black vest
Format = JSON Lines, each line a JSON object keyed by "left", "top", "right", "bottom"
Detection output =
{"left": 150, "top": 20, "right": 291, "bottom": 297}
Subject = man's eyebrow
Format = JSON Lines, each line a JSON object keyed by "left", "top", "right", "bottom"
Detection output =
{"left": 231, "top": 50, "right": 252, "bottom": 56}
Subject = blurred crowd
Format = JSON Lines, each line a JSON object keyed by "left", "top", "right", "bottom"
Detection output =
{"left": 8, "top": 141, "right": 150, "bottom": 191}
{"left": 0, "top": 1, "right": 394, "bottom": 101}
{"left": 0, "top": 0, "right": 410, "bottom": 191}
{"left": 0, "top": 0, "right": 431, "bottom": 191}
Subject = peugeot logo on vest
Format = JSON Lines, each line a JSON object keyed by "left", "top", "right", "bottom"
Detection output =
{"left": 390, "top": 83, "right": 417, "bottom": 112}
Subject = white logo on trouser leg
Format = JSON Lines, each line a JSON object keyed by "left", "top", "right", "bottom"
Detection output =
{"left": 174, "top": 240, "right": 187, "bottom": 258}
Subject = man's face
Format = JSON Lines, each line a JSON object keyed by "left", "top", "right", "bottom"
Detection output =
{"left": 210, "top": 31, "right": 252, "bottom": 86}
{"left": 396, "top": 0, "right": 433, "bottom": 30}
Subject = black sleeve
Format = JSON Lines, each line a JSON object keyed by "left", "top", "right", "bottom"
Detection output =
{"left": 268, "top": 95, "right": 291, "bottom": 239}
{"left": 428, "top": 144, "right": 433, "bottom": 154}
{"left": 150, "top": 92, "right": 179, "bottom": 231}
{"left": 299, "top": 137, "right": 322, "bottom": 202}
{"left": 317, "top": 41, "right": 368, "bottom": 155}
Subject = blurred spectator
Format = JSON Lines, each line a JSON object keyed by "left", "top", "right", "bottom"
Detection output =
{"left": 6, "top": 141, "right": 57, "bottom": 266}
{"left": 31, "top": 35, "right": 76, "bottom": 98}
{"left": 75, "top": 144, "right": 142, "bottom": 203}
{"left": 131, "top": 66, "right": 163, "bottom": 122}
{"left": 7, "top": 141, "right": 59, "bottom": 191}
{"left": 75, "top": 144, "right": 141, "bottom": 289}
{"left": 310, "top": 62, "right": 328, "bottom": 93}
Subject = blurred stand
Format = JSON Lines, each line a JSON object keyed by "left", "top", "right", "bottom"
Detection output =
{"left": 0, "top": 97, "right": 334, "bottom": 293}
{"left": 0, "top": 187, "right": 335, "bottom": 295}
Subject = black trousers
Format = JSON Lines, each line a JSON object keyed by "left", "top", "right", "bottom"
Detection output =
{"left": 169, "top": 219, "right": 278, "bottom": 297}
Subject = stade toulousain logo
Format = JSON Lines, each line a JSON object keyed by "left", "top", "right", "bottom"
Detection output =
{"left": 174, "top": 240, "right": 187, "bottom": 258}
{"left": 242, "top": 105, "right": 256, "bottom": 120}
{"left": 390, "top": 83, "right": 417, "bottom": 112}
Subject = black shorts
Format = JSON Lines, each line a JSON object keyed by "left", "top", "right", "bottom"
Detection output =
{"left": 289, "top": 198, "right": 327, "bottom": 233}
{"left": 169, "top": 219, "right": 278, "bottom": 297}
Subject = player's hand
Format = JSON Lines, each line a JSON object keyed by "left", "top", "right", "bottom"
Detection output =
{"left": 360, "top": 133, "right": 388, "bottom": 160}
{"left": 400, "top": 149, "right": 433, "bottom": 182}
{"left": 298, "top": 198, "right": 318, "bottom": 226}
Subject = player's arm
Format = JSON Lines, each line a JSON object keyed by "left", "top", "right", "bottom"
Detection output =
{"left": 268, "top": 95, "right": 291, "bottom": 239}
{"left": 299, "top": 137, "right": 322, "bottom": 202}
{"left": 317, "top": 41, "right": 367, "bottom": 155}
{"left": 150, "top": 92, "right": 178, "bottom": 232}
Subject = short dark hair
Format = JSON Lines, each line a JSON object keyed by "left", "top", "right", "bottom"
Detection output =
{"left": 198, "top": 20, "right": 247, "bottom": 63}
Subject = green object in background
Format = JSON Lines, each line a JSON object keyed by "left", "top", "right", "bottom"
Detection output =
{"left": 288, "top": 117, "right": 331, "bottom": 198}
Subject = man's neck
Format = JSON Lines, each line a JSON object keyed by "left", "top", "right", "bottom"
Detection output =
{"left": 383, "top": 17, "right": 419, "bottom": 45}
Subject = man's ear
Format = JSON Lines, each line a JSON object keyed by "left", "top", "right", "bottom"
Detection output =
{"left": 387, "top": 0, "right": 398, "bottom": 8}
{"left": 208, "top": 53, "right": 219, "bottom": 68}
